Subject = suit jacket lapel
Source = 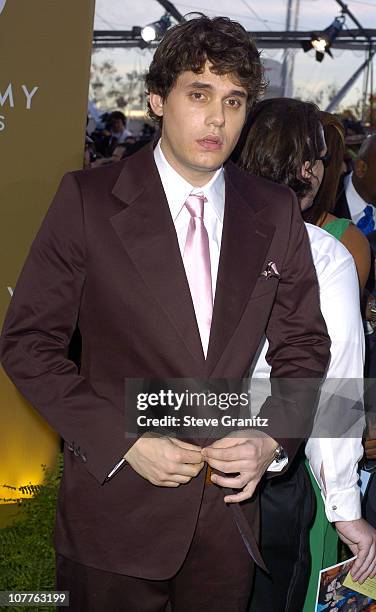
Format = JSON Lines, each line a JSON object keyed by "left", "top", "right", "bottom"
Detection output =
{"left": 110, "top": 146, "right": 205, "bottom": 367}
{"left": 206, "top": 163, "right": 275, "bottom": 375}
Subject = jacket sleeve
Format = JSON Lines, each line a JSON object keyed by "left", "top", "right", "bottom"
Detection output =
{"left": 0, "top": 172, "right": 131, "bottom": 485}
{"left": 263, "top": 191, "right": 331, "bottom": 461}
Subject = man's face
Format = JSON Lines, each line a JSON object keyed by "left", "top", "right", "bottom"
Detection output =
{"left": 112, "top": 118, "right": 125, "bottom": 134}
{"left": 355, "top": 141, "right": 376, "bottom": 203}
{"left": 149, "top": 62, "right": 248, "bottom": 186}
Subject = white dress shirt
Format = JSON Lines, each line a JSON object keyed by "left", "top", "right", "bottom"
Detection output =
{"left": 251, "top": 223, "right": 365, "bottom": 522}
{"left": 154, "top": 140, "right": 225, "bottom": 296}
{"left": 345, "top": 171, "right": 376, "bottom": 227}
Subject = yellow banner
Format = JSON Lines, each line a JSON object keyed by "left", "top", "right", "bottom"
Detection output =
{"left": 0, "top": 0, "right": 95, "bottom": 504}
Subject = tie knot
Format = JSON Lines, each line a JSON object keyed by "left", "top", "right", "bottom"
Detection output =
{"left": 364, "top": 205, "right": 374, "bottom": 218}
{"left": 357, "top": 205, "right": 375, "bottom": 235}
{"left": 185, "top": 193, "right": 207, "bottom": 219}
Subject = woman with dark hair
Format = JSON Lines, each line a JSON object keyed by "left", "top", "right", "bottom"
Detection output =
{"left": 236, "top": 98, "right": 376, "bottom": 612}
{"left": 238, "top": 102, "right": 369, "bottom": 289}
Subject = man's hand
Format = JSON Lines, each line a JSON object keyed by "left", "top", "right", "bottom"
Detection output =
{"left": 201, "top": 431, "right": 278, "bottom": 503}
{"left": 335, "top": 519, "right": 376, "bottom": 583}
{"left": 364, "top": 421, "right": 376, "bottom": 460}
{"left": 125, "top": 434, "right": 205, "bottom": 487}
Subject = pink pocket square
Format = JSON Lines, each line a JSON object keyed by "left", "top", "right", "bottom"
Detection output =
{"left": 260, "top": 262, "right": 280, "bottom": 279}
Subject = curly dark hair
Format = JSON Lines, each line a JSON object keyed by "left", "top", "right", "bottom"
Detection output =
{"left": 145, "top": 14, "right": 265, "bottom": 125}
{"left": 236, "top": 98, "right": 325, "bottom": 202}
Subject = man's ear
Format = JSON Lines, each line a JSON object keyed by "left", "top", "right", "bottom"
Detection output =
{"left": 354, "top": 158, "right": 368, "bottom": 179}
{"left": 149, "top": 93, "right": 164, "bottom": 117}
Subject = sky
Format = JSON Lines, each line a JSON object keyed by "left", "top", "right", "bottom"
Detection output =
{"left": 92, "top": 0, "right": 376, "bottom": 112}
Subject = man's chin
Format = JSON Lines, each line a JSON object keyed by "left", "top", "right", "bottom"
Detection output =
{"left": 190, "top": 154, "right": 226, "bottom": 173}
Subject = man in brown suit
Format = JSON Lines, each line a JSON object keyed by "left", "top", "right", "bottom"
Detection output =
{"left": 0, "top": 15, "right": 330, "bottom": 612}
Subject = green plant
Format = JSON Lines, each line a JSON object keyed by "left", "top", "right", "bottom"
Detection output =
{"left": 0, "top": 454, "right": 62, "bottom": 612}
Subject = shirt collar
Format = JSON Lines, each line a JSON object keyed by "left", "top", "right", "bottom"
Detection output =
{"left": 154, "top": 140, "right": 225, "bottom": 222}
{"left": 345, "top": 171, "right": 369, "bottom": 215}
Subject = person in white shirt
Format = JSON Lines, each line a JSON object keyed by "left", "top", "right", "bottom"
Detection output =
{"left": 335, "top": 137, "right": 376, "bottom": 517}
{"left": 335, "top": 135, "right": 376, "bottom": 235}
{"left": 334, "top": 135, "right": 376, "bottom": 335}
{"left": 109, "top": 110, "right": 133, "bottom": 145}
{"left": 236, "top": 97, "right": 376, "bottom": 612}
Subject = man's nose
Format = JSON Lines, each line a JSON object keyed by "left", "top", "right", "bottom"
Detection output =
{"left": 206, "top": 101, "right": 225, "bottom": 127}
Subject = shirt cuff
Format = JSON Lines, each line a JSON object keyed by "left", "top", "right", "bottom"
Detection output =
{"left": 106, "top": 457, "right": 126, "bottom": 481}
{"left": 323, "top": 485, "right": 362, "bottom": 522}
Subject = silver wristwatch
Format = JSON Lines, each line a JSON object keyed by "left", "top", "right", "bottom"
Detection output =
{"left": 273, "top": 444, "right": 286, "bottom": 463}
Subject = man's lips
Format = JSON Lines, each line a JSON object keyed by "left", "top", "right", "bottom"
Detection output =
{"left": 197, "top": 136, "right": 223, "bottom": 150}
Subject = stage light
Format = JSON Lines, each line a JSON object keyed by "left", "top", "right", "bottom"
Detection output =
{"left": 312, "top": 38, "right": 327, "bottom": 54}
{"left": 141, "top": 14, "right": 171, "bottom": 43}
{"left": 301, "top": 15, "right": 345, "bottom": 62}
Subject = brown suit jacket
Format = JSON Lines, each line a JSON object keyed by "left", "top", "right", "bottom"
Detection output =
{"left": 0, "top": 144, "right": 330, "bottom": 579}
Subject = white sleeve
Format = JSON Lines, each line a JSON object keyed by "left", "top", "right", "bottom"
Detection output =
{"left": 306, "top": 436, "right": 362, "bottom": 522}
{"left": 305, "top": 247, "right": 364, "bottom": 523}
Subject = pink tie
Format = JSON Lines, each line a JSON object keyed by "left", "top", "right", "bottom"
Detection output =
{"left": 183, "top": 193, "right": 213, "bottom": 356}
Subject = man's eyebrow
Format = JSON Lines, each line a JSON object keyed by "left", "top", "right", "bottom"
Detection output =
{"left": 185, "top": 81, "right": 247, "bottom": 97}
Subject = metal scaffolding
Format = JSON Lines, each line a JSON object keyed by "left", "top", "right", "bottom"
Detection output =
{"left": 93, "top": 28, "right": 376, "bottom": 51}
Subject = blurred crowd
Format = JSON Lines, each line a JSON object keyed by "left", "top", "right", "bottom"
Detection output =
{"left": 83, "top": 106, "right": 372, "bottom": 174}
{"left": 84, "top": 110, "right": 157, "bottom": 169}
